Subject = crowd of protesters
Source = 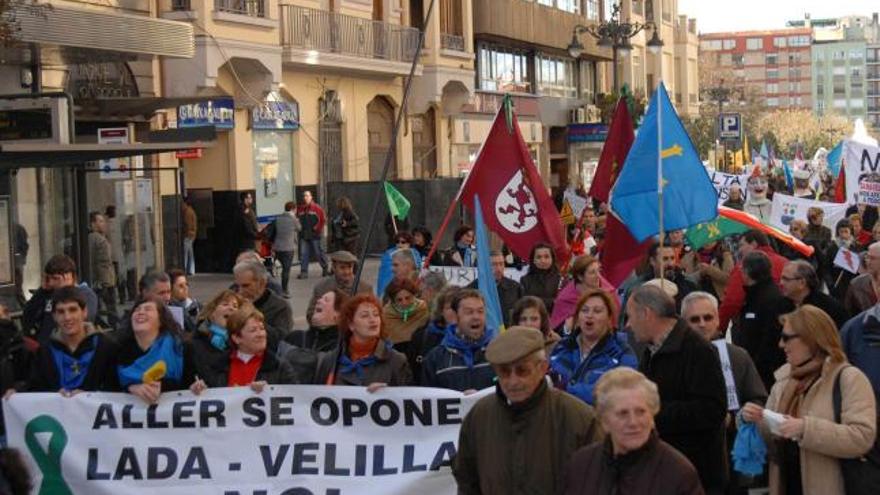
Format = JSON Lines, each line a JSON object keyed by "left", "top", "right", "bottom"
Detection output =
{"left": 1, "top": 171, "right": 880, "bottom": 495}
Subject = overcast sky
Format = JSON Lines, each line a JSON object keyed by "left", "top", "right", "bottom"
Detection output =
{"left": 677, "top": 0, "right": 880, "bottom": 34}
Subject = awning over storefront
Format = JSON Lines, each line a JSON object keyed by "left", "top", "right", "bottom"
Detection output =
{"left": 12, "top": 4, "right": 195, "bottom": 59}
{"left": 0, "top": 141, "right": 214, "bottom": 168}
{"left": 76, "top": 96, "right": 226, "bottom": 120}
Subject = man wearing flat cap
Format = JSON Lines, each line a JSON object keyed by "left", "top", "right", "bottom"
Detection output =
{"left": 453, "top": 326, "right": 602, "bottom": 495}
{"left": 306, "top": 251, "right": 374, "bottom": 320}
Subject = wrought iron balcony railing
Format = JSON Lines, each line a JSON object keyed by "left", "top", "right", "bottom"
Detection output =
{"left": 281, "top": 5, "right": 420, "bottom": 63}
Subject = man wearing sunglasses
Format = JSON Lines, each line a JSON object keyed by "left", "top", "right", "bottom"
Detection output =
{"left": 683, "top": 291, "right": 767, "bottom": 408}
{"left": 454, "top": 326, "right": 601, "bottom": 495}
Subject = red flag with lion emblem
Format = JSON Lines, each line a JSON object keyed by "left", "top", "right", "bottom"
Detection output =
{"left": 459, "top": 98, "right": 567, "bottom": 264}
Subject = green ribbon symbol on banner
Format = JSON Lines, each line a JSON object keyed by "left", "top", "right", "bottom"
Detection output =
{"left": 24, "top": 415, "right": 74, "bottom": 495}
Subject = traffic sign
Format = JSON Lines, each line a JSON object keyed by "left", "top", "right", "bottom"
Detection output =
{"left": 718, "top": 113, "right": 742, "bottom": 140}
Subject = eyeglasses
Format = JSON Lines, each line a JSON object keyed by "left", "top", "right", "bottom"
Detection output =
{"left": 688, "top": 314, "right": 716, "bottom": 324}
{"left": 779, "top": 332, "right": 800, "bottom": 343}
{"left": 780, "top": 276, "right": 803, "bottom": 282}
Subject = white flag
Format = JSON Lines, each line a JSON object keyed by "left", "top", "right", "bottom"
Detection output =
{"left": 833, "top": 247, "right": 861, "bottom": 274}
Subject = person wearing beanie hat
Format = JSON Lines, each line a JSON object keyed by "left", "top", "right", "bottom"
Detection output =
{"left": 453, "top": 326, "right": 602, "bottom": 495}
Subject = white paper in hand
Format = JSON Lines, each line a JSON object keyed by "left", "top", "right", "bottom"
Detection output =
{"left": 763, "top": 409, "right": 786, "bottom": 436}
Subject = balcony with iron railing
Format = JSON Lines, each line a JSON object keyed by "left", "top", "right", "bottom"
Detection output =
{"left": 216, "top": 0, "right": 265, "bottom": 17}
{"left": 280, "top": 4, "right": 420, "bottom": 75}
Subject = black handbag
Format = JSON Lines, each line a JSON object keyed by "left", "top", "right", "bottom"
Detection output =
{"left": 832, "top": 366, "right": 880, "bottom": 495}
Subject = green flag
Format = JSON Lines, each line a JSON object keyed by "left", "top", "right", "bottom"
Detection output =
{"left": 384, "top": 181, "right": 411, "bottom": 220}
{"left": 686, "top": 216, "right": 749, "bottom": 250}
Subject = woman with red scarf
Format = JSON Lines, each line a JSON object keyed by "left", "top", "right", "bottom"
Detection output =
{"left": 314, "top": 294, "right": 412, "bottom": 389}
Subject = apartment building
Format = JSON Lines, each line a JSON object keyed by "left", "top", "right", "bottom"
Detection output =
{"left": 616, "top": 0, "right": 700, "bottom": 117}
{"left": 699, "top": 28, "right": 813, "bottom": 110}
{"left": 0, "top": 0, "right": 198, "bottom": 306}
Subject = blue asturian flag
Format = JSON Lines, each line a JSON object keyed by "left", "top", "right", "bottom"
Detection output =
{"left": 827, "top": 141, "right": 843, "bottom": 178}
{"left": 783, "top": 160, "right": 794, "bottom": 190}
{"left": 609, "top": 82, "right": 718, "bottom": 242}
{"left": 474, "top": 195, "right": 504, "bottom": 336}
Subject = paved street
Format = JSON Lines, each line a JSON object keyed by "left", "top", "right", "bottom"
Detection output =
{"left": 188, "top": 258, "right": 381, "bottom": 328}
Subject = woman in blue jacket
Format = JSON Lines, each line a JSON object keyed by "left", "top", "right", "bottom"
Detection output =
{"left": 549, "top": 289, "right": 637, "bottom": 405}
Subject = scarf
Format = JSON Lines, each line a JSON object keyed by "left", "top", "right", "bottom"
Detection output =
{"left": 208, "top": 323, "right": 228, "bottom": 351}
{"left": 338, "top": 338, "right": 381, "bottom": 380}
{"left": 440, "top": 325, "right": 492, "bottom": 369}
{"left": 118, "top": 332, "right": 184, "bottom": 387}
{"left": 457, "top": 242, "right": 476, "bottom": 267}
{"left": 385, "top": 299, "right": 429, "bottom": 344}
{"left": 50, "top": 335, "right": 99, "bottom": 391}
{"left": 777, "top": 355, "right": 825, "bottom": 417}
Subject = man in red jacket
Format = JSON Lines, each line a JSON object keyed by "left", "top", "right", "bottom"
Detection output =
{"left": 718, "top": 230, "right": 788, "bottom": 333}
{"left": 296, "top": 190, "right": 329, "bottom": 279}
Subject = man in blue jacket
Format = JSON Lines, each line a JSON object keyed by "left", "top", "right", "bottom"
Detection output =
{"left": 421, "top": 289, "right": 496, "bottom": 392}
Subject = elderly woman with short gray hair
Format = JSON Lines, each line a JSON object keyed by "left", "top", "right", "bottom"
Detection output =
{"left": 563, "top": 368, "right": 704, "bottom": 495}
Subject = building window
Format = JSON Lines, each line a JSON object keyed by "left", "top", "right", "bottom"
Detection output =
{"left": 732, "top": 53, "right": 744, "bottom": 67}
{"left": 662, "top": 0, "right": 672, "bottom": 22}
{"left": 834, "top": 99, "right": 847, "bottom": 109}
{"left": 766, "top": 83, "right": 779, "bottom": 94}
{"left": 788, "top": 35, "right": 810, "bottom": 47}
{"left": 767, "top": 97, "right": 779, "bottom": 106}
{"left": 832, "top": 50, "right": 846, "bottom": 60}
{"left": 766, "top": 68, "right": 779, "bottom": 79}
{"left": 789, "top": 68, "right": 801, "bottom": 79}
{"left": 631, "top": 0, "right": 644, "bottom": 16}
{"left": 537, "top": 0, "right": 579, "bottom": 13}
{"left": 701, "top": 40, "right": 722, "bottom": 51}
{"left": 478, "top": 44, "right": 531, "bottom": 93}
{"left": 746, "top": 38, "right": 763, "bottom": 50}
{"left": 537, "top": 54, "right": 577, "bottom": 98}
{"left": 773, "top": 37, "right": 787, "bottom": 48}
{"left": 579, "top": 60, "right": 596, "bottom": 102}
{"left": 766, "top": 53, "right": 778, "bottom": 65}
{"left": 723, "top": 39, "right": 736, "bottom": 50}
{"left": 440, "top": 0, "right": 464, "bottom": 37}
{"left": 850, "top": 49, "right": 863, "bottom": 60}
{"left": 585, "top": 0, "right": 599, "bottom": 20}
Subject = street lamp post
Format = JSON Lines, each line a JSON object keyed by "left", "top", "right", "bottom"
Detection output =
{"left": 567, "top": 3, "right": 663, "bottom": 93}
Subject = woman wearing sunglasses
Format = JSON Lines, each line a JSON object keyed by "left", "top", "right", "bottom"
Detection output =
{"left": 741, "top": 305, "right": 876, "bottom": 495}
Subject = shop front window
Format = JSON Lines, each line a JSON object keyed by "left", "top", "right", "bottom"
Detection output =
{"left": 253, "top": 131, "right": 295, "bottom": 217}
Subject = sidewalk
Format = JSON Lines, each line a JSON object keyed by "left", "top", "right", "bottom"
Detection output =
{"left": 188, "top": 258, "right": 381, "bottom": 328}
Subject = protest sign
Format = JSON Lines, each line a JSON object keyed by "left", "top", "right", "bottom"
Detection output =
{"left": 562, "top": 190, "right": 589, "bottom": 218}
{"left": 5, "top": 386, "right": 493, "bottom": 495}
{"left": 844, "top": 140, "right": 880, "bottom": 205}
{"left": 833, "top": 247, "right": 861, "bottom": 274}
{"left": 768, "top": 193, "right": 848, "bottom": 235}
{"left": 709, "top": 171, "right": 749, "bottom": 205}
{"left": 427, "top": 265, "right": 526, "bottom": 287}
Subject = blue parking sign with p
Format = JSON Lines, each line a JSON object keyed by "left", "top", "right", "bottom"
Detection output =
{"left": 718, "top": 113, "right": 741, "bottom": 139}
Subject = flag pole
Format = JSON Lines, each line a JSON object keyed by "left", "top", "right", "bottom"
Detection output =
{"left": 657, "top": 82, "right": 665, "bottom": 283}
{"left": 352, "top": 0, "right": 437, "bottom": 292}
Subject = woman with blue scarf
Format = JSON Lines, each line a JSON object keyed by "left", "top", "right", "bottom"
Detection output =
{"left": 20, "top": 286, "right": 117, "bottom": 394}
{"left": 191, "top": 290, "right": 245, "bottom": 384}
{"left": 314, "top": 294, "right": 412, "bottom": 388}
{"left": 442, "top": 225, "right": 477, "bottom": 267}
{"left": 114, "top": 297, "right": 195, "bottom": 404}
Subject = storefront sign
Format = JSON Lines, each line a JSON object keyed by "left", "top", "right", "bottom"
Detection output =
{"left": 6, "top": 386, "right": 492, "bottom": 495}
{"left": 567, "top": 123, "right": 608, "bottom": 143}
{"left": 68, "top": 62, "right": 139, "bottom": 99}
{"left": 98, "top": 127, "right": 131, "bottom": 180}
{"left": 252, "top": 101, "right": 300, "bottom": 131}
{"left": 177, "top": 99, "right": 235, "bottom": 130}
{"left": 175, "top": 148, "right": 203, "bottom": 159}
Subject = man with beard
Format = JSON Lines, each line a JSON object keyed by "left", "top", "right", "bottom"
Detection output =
{"left": 623, "top": 241, "right": 697, "bottom": 314}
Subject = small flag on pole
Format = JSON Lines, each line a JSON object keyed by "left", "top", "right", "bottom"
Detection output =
{"left": 833, "top": 247, "right": 861, "bottom": 274}
{"left": 383, "top": 181, "right": 411, "bottom": 220}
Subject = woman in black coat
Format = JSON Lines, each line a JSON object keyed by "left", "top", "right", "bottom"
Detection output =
{"left": 520, "top": 243, "right": 562, "bottom": 314}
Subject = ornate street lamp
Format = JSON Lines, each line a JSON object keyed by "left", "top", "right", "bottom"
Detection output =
{"left": 567, "top": 3, "right": 664, "bottom": 93}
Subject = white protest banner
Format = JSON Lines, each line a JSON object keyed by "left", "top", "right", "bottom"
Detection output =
{"left": 768, "top": 193, "right": 848, "bottom": 235}
{"left": 844, "top": 140, "right": 880, "bottom": 205}
{"left": 833, "top": 247, "right": 861, "bottom": 274}
{"left": 709, "top": 171, "right": 749, "bottom": 205}
{"left": 5, "top": 385, "right": 492, "bottom": 495}
{"left": 427, "top": 265, "right": 526, "bottom": 286}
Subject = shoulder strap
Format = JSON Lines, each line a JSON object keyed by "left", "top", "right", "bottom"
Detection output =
{"left": 832, "top": 365, "right": 851, "bottom": 424}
